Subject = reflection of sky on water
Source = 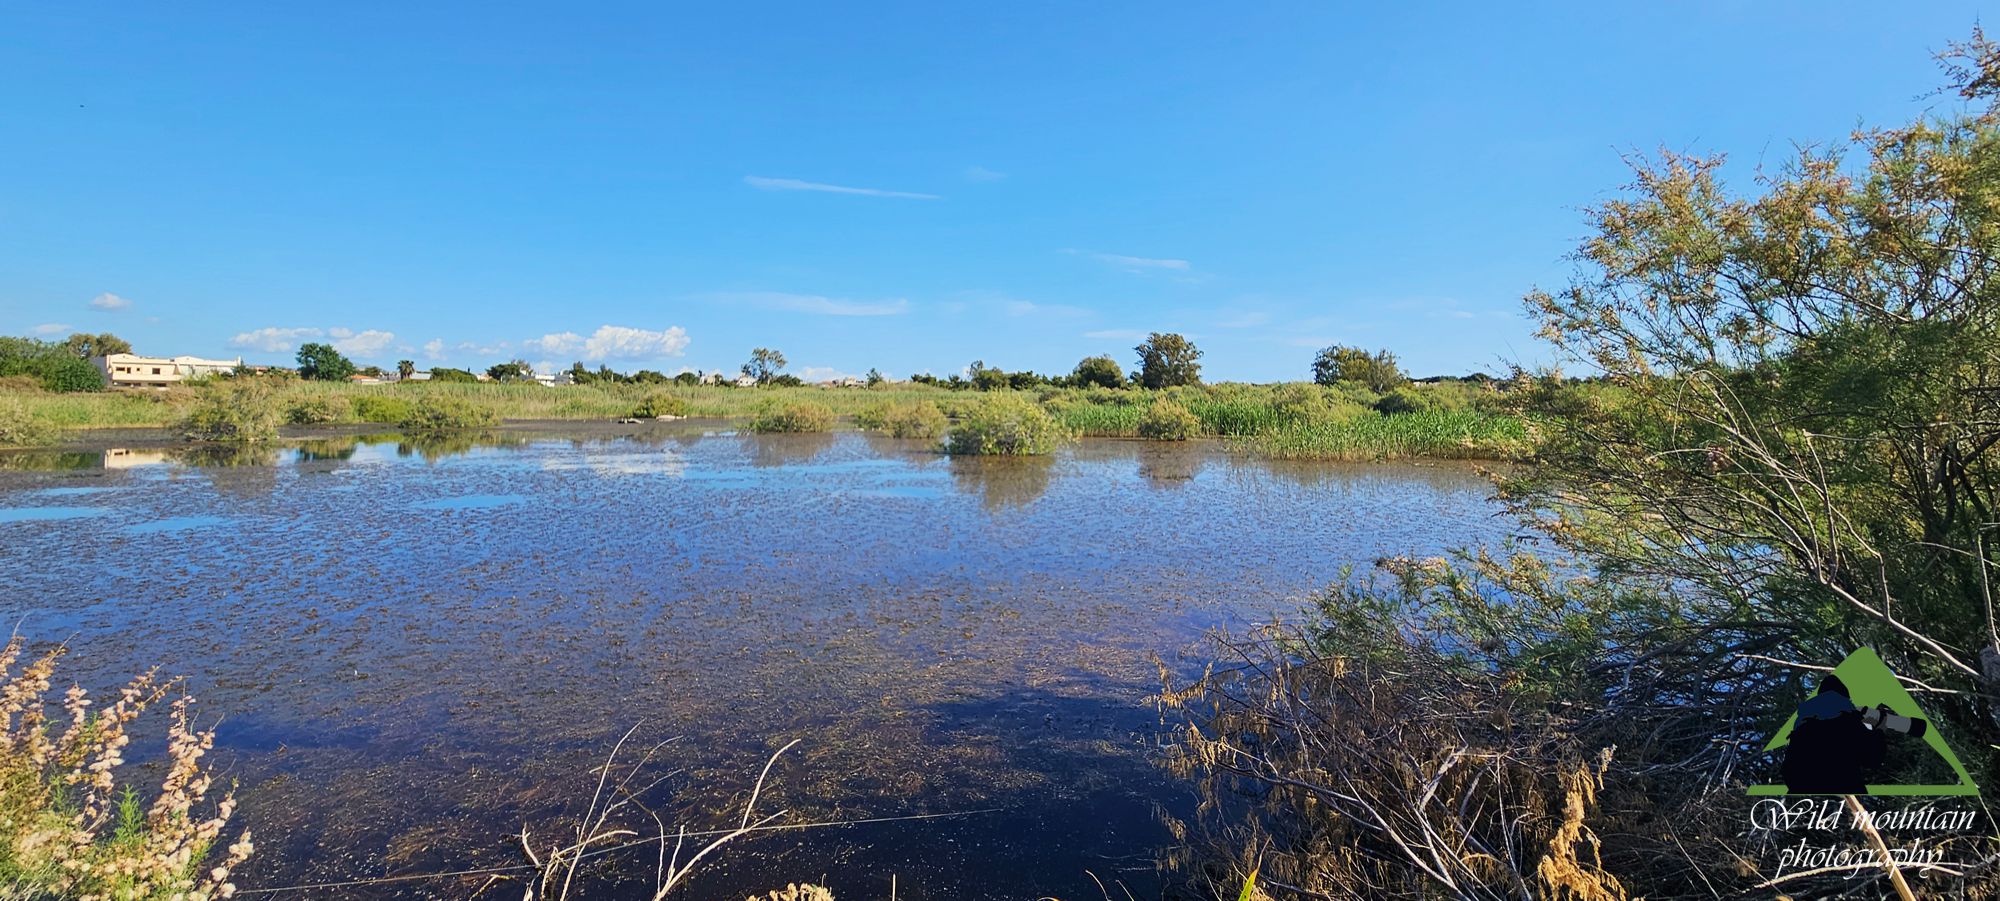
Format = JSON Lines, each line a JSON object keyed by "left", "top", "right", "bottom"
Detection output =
{"left": 0, "top": 428, "right": 1516, "bottom": 901}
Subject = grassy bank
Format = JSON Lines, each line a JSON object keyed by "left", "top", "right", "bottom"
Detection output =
{"left": 0, "top": 378, "right": 1530, "bottom": 460}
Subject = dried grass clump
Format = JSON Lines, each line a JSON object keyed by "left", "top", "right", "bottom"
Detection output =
{"left": 1157, "top": 624, "right": 1630, "bottom": 901}
{"left": 0, "top": 636, "right": 253, "bottom": 900}
{"left": 746, "top": 884, "right": 832, "bottom": 901}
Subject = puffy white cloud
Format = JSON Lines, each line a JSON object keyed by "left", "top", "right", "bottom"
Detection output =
{"left": 230, "top": 327, "right": 325, "bottom": 352}
{"left": 582, "top": 325, "right": 689, "bottom": 360}
{"left": 229, "top": 326, "right": 395, "bottom": 357}
{"left": 525, "top": 331, "right": 586, "bottom": 355}
{"left": 88, "top": 292, "right": 131, "bottom": 311}
{"left": 327, "top": 327, "right": 396, "bottom": 357}
{"left": 422, "top": 339, "right": 446, "bottom": 359}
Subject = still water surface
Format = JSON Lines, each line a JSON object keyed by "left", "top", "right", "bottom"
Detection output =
{"left": 0, "top": 426, "right": 1511, "bottom": 899}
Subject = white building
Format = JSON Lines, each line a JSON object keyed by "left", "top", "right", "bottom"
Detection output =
{"left": 93, "top": 353, "right": 241, "bottom": 389}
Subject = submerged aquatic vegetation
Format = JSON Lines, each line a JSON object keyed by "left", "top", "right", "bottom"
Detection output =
{"left": 0, "top": 636, "right": 253, "bottom": 900}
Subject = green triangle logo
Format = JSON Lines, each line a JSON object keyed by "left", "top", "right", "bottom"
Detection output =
{"left": 1748, "top": 647, "right": 1979, "bottom": 796}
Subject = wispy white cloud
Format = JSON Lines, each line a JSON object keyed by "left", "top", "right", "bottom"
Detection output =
{"left": 965, "top": 165, "right": 1006, "bottom": 182}
{"left": 1062, "top": 249, "right": 1191, "bottom": 273}
{"left": 721, "top": 292, "right": 911, "bottom": 317}
{"left": 1003, "top": 299, "right": 1090, "bottom": 319}
{"left": 31, "top": 323, "right": 72, "bottom": 336}
{"left": 744, "top": 176, "right": 940, "bottom": 201}
{"left": 422, "top": 339, "right": 446, "bottom": 360}
{"left": 88, "top": 292, "right": 131, "bottom": 311}
{"left": 1216, "top": 311, "right": 1271, "bottom": 329}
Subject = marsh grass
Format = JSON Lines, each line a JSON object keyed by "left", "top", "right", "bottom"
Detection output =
{"left": 1257, "top": 410, "right": 1528, "bottom": 461}
{"left": 749, "top": 401, "right": 836, "bottom": 433}
{"left": 0, "top": 378, "right": 1527, "bottom": 460}
{"left": 400, "top": 395, "right": 500, "bottom": 433}
{"left": 1135, "top": 399, "right": 1201, "bottom": 441}
{"left": 0, "top": 397, "right": 56, "bottom": 448}
{"left": 943, "top": 397, "right": 1068, "bottom": 455}
{"left": 0, "top": 637, "right": 253, "bottom": 900}
{"left": 856, "top": 400, "right": 946, "bottom": 439}
{"left": 178, "top": 381, "right": 282, "bottom": 442}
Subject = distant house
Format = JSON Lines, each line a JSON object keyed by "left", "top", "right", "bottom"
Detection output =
{"left": 700, "top": 371, "right": 725, "bottom": 386}
{"left": 532, "top": 370, "right": 576, "bottom": 388}
{"left": 818, "top": 377, "right": 864, "bottom": 388}
{"left": 93, "top": 353, "right": 241, "bottom": 389}
{"left": 733, "top": 374, "right": 758, "bottom": 388}
{"left": 403, "top": 371, "right": 433, "bottom": 382}
{"left": 347, "top": 374, "right": 388, "bottom": 385}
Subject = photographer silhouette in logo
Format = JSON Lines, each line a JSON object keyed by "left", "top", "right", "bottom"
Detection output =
{"left": 1781, "top": 673, "right": 1928, "bottom": 794}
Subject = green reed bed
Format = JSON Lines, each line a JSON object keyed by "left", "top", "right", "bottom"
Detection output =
{"left": 1257, "top": 409, "right": 1527, "bottom": 461}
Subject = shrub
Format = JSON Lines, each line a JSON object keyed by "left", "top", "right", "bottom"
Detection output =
{"left": 1136, "top": 398, "right": 1201, "bottom": 440}
{"left": 750, "top": 401, "right": 835, "bottom": 433}
{"left": 0, "top": 637, "right": 254, "bottom": 900}
{"left": 38, "top": 354, "right": 107, "bottom": 392}
{"left": 286, "top": 396, "right": 344, "bottom": 424}
{"left": 876, "top": 400, "right": 947, "bottom": 439}
{"left": 0, "top": 396, "right": 56, "bottom": 447}
{"left": 350, "top": 394, "right": 415, "bottom": 424}
{"left": 180, "top": 381, "right": 281, "bottom": 442}
{"left": 427, "top": 367, "right": 479, "bottom": 384}
{"left": 400, "top": 395, "right": 500, "bottom": 433}
{"left": 631, "top": 393, "right": 689, "bottom": 418}
{"left": 943, "top": 397, "right": 1067, "bottom": 455}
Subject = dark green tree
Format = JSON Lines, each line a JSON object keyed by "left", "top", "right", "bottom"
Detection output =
{"left": 296, "top": 342, "right": 357, "bottom": 381}
{"left": 63, "top": 332, "right": 133, "bottom": 359}
{"left": 1071, "top": 355, "right": 1125, "bottom": 389}
{"left": 1135, "top": 332, "right": 1201, "bottom": 389}
{"left": 397, "top": 359, "right": 416, "bottom": 380}
{"left": 741, "top": 348, "right": 787, "bottom": 385}
{"left": 1313, "top": 345, "right": 1406, "bottom": 392}
{"left": 486, "top": 360, "right": 534, "bottom": 382}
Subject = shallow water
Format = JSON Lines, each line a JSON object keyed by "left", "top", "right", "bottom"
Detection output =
{"left": 0, "top": 425, "right": 1512, "bottom": 899}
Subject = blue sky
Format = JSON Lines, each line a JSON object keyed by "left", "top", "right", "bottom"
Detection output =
{"left": 1, "top": 3, "right": 1990, "bottom": 381}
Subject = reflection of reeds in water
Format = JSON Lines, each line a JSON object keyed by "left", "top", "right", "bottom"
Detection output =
{"left": 949, "top": 456, "right": 1054, "bottom": 510}
{"left": 742, "top": 432, "right": 836, "bottom": 468}
{"left": 394, "top": 430, "right": 525, "bottom": 463}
